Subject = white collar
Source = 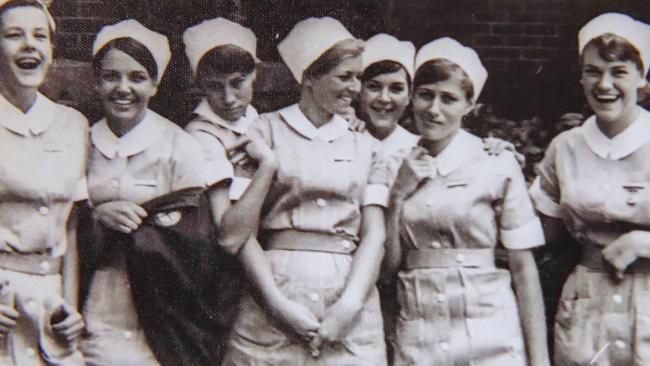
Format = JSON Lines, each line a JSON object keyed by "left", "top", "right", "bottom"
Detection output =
{"left": 0, "top": 92, "right": 57, "bottom": 136}
{"left": 581, "top": 107, "right": 650, "bottom": 160}
{"left": 91, "top": 109, "right": 168, "bottom": 159}
{"left": 422, "top": 129, "right": 481, "bottom": 177}
{"left": 193, "top": 98, "right": 258, "bottom": 135}
{"left": 279, "top": 104, "right": 349, "bottom": 142}
{"left": 381, "top": 125, "right": 420, "bottom": 156}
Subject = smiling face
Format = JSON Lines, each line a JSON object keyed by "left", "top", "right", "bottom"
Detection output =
{"left": 412, "top": 71, "right": 473, "bottom": 145}
{"left": 581, "top": 44, "right": 645, "bottom": 126}
{"left": 360, "top": 67, "right": 410, "bottom": 138}
{"left": 96, "top": 48, "right": 158, "bottom": 128}
{"left": 0, "top": 6, "right": 52, "bottom": 91}
{"left": 202, "top": 71, "right": 255, "bottom": 122}
{"left": 308, "top": 55, "right": 362, "bottom": 115}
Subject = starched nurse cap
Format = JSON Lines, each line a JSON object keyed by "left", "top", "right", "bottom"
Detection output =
{"left": 183, "top": 17, "right": 258, "bottom": 74}
{"left": 0, "top": 0, "right": 56, "bottom": 30}
{"left": 93, "top": 19, "right": 171, "bottom": 83}
{"left": 415, "top": 37, "right": 488, "bottom": 100}
{"left": 578, "top": 13, "right": 650, "bottom": 76}
{"left": 278, "top": 17, "right": 354, "bottom": 83}
{"left": 363, "top": 33, "right": 415, "bottom": 79}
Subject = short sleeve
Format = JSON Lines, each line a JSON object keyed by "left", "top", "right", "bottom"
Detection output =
{"left": 497, "top": 154, "right": 545, "bottom": 250}
{"left": 246, "top": 115, "right": 273, "bottom": 147}
{"left": 171, "top": 130, "right": 210, "bottom": 191}
{"left": 529, "top": 136, "right": 564, "bottom": 218}
{"left": 185, "top": 121, "right": 234, "bottom": 187}
{"left": 363, "top": 139, "right": 390, "bottom": 207}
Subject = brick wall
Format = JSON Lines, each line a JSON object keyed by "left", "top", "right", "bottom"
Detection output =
{"left": 48, "top": 0, "right": 649, "bottom": 122}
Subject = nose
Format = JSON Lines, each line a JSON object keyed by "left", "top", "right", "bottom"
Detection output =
{"left": 428, "top": 97, "right": 441, "bottom": 117}
{"left": 377, "top": 87, "right": 390, "bottom": 103}
{"left": 21, "top": 33, "right": 37, "bottom": 51}
{"left": 348, "top": 76, "right": 361, "bottom": 95}
{"left": 223, "top": 85, "right": 236, "bottom": 105}
{"left": 596, "top": 72, "right": 613, "bottom": 91}
{"left": 116, "top": 76, "right": 130, "bottom": 93}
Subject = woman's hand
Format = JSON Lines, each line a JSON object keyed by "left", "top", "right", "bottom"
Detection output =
{"left": 0, "top": 304, "right": 18, "bottom": 338}
{"left": 483, "top": 137, "right": 526, "bottom": 168}
{"left": 391, "top": 147, "right": 430, "bottom": 200}
{"left": 347, "top": 117, "right": 366, "bottom": 132}
{"left": 309, "top": 295, "right": 363, "bottom": 355}
{"left": 245, "top": 138, "right": 277, "bottom": 169}
{"left": 602, "top": 231, "right": 647, "bottom": 281}
{"left": 270, "top": 296, "right": 320, "bottom": 340}
{"left": 50, "top": 303, "right": 85, "bottom": 343}
{"left": 93, "top": 201, "right": 147, "bottom": 234}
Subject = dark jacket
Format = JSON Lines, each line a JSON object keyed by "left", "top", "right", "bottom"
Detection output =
{"left": 77, "top": 187, "right": 242, "bottom": 366}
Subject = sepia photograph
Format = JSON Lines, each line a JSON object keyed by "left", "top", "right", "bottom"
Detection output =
{"left": 0, "top": 0, "right": 648, "bottom": 365}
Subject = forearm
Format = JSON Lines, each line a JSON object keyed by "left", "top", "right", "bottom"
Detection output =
{"left": 509, "top": 250, "right": 550, "bottom": 366}
{"left": 238, "top": 235, "right": 286, "bottom": 312}
{"left": 219, "top": 162, "right": 276, "bottom": 254}
{"left": 339, "top": 206, "right": 386, "bottom": 306}
{"left": 62, "top": 204, "right": 80, "bottom": 308}
{"left": 383, "top": 194, "right": 404, "bottom": 276}
{"left": 627, "top": 230, "right": 650, "bottom": 258}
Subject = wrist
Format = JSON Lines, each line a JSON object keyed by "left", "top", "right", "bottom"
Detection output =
{"left": 258, "top": 157, "right": 278, "bottom": 172}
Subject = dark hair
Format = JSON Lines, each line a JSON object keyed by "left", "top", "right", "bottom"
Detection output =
{"left": 361, "top": 60, "right": 411, "bottom": 88}
{"left": 302, "top": 38, "right": 364, "bottom": 81}
{"left": 92, "top": 37, "right": 158, "bottom": 81}
{"left": 413, "top": 59, "right": 474, "bottom": 102}
{"left": 581, "top": 33, "right": 644, "bottom": 73}
{"left": 196, "top": 44, "right": 255, "bottom": 82}
{"left": 0, "top": 0, "right": 52, "bottom": 34}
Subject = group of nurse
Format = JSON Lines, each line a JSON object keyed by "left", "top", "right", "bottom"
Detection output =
{"left": 0, "top": 1, "right": 649, "bottom": 365}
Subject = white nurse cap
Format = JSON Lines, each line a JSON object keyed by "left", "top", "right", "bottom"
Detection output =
{"left": 415, "top": 37, "right": 488, "bottom": 101}
{"left": 363, "top": 33, "right": 415, "bottom": 79}
{"left": 578, "top": 13, "right": 650, "bottom": 76}
{"left": 183, "top": 17, "right": 258, "bottom": 74}
{"left": 0, "top": 0, "right": 56, "bottom": 31}
{"left": 278, "top": 17, "right": 354, "bottom": 83}
{"left": 93, "top": 19, "right": 171, "bottom": 83}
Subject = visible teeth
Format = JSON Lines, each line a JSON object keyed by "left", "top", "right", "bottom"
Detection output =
{"left": 16, "top": 58, "right": 40, "bottom": 70}
{"left": 113, "top": 99, "right": 133, "bottom": 105}
{"left": 595, "top": 94, "right": 618, "bottom": 102}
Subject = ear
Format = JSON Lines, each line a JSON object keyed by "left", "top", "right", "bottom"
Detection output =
{"left": 638, "top": 77, "right": 647, "bottom": 89}
{"left": 250, "top": 69, "right": 257, "bottom": 82}
{"left": 150, "top": 82, "right": 159, "bottom": 97}
{"left": 462, "top": 99, "right": 476, "bottom": 118}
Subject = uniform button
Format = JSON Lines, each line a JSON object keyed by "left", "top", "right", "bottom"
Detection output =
{"left": 341, "top": 240, "right": 352, "bottom": 250}
{"left": 316, "top": 198, "right": 327, "bottom": 207}
{"left": 309, "top": 293, "right": 320, "bottom": 302}
{"left": 38, "top": 206, "right": 49, "bottom": 215}
{"left": 615, "top": 339, "right": 626, "bottom": 349}
{"left": 439, "top": 341, "right": 449, "bottom": 352}
{"left": 111, "top": 179, "right": 119, "bottom": 188}
{"left": 436, "top": 294, "right": 446, "bottom": 303}
{"left": 26, "top": 347, "right": 36, "bottom": 357}
{"left": 455, "top": 254, "right": 465, "bottom": 263}
{"left": 123, "top": 331, "right": 133, "bottom": 339}
{"left": 612, "top": 294, "right": 623, "bottom": 304}
{"left": 431, "top": 241, "right": 442, "bottom": 249}
{"left": 40, "top": 261, "right": 51, "bottom": 272}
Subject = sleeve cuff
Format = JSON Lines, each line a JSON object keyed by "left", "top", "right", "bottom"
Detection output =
{"left": 363, "top": 184, "right": 389, "bottom": 208}
{"left": 229, "top": 177, "right": 252, "bottom": 201}
{"left": 500, "top": 217, "right": 545, "bottom": 250}
{"left": 529, "top": 177, "right": 564, "bottom": 219}
{"left": 204, "top": 160, "right": 234, "bottom": 187}
{"left": 72, "top": 177, "right": 89, "bottom": 202}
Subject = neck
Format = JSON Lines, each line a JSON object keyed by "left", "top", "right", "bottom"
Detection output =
{"left": 421, "top": 129, "right": 459, "bottom": 157}
{"left": 106, "top": 111, "right": 147, "bottom": 138}
{"left": 0, "top": 83, "right": 37, "bottom": 113}
{"left": 596, "top": 105, "right": 640, "bottom": 139}
{"left": 299, "top": 89, "right": 333, "bottom": 128}
{"left": 368, "top": 122, "right": 397, "bottom": 141}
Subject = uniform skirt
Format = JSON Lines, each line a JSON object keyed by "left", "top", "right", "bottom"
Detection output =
{"left": 394, "top": 267, "right": 526, "bottom": 366}
{"left": 223, "top": 247, "right": 387, "bottom": 366}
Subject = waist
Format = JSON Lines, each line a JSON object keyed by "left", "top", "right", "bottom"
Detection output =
{"left": 262, "top": 230, "right": 357, "bottom": 254}
{"left": 404, "top": 248, "right": 495, "bottom": 270}
{"left": 0, "top": 252, "right": 61, "bottom": 275}
{"left": 580, "top": 241, "right": 650, "bottom": 273}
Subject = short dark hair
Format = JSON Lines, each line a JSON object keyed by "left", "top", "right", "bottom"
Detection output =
{"left": 302, "top": 38, "right": 363, "bottom": 81}
{"left": 92, "top": 37, "right": 158, "bottom": 81}
{"left": 196, "top": 44, "right": 255, "bottom": 82}
{"left": 581, "top": 33, "right": 644, "bottom": 74}
{"left": 413, "top": 59, "right": 474, "bottom": 102}
{"left": 0, "top": 0, "right": 53, "bottom": 34}
{"left": 361, "top": 60, "right": 411, "bottom": 88}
